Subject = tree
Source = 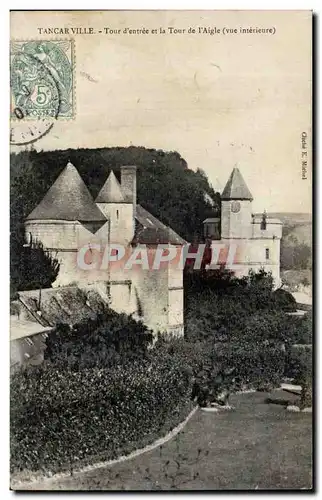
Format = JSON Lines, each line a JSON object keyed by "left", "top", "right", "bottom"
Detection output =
{"left": 11, "top": 237, "right": 60, "bottom": 293}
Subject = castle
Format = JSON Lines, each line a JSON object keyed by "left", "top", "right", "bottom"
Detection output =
{"left": 24, "top": 163, "right": 282, "bottom": 339}
{"left": 25, "top": 162, "right": 186, "bottom": 336}
{"left": 203, "top": 168, "right": 282, "bottom": 286}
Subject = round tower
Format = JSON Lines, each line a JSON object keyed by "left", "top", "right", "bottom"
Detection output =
{"left": 25, "top": 162, "right": 107, "bottom": 286}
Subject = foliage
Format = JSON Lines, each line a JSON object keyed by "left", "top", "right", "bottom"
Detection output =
{"left": 185, "top": 268, "right": 296, "bottom": 343}
{"left": 281, "top": 232, "right": 312, "bottom": 270}
{"left": 45, "top": 310, "right": 153, "bottom": 370}
{"left": 10, "top": 147, "right": 220, "bottom": 291}
{"left": 286, "top": 343, "right": 313, "bottom": 409}
{"left": 10, "top": 355, "right": 193, "bottom": 473}
{"left": 280, "top": 269, "right": 312, "bottom": 291}
{"left": 272, "top": 288, "right": 297, "bottom": 312}
{"left": 10, "top": 236, "right": 60, "bottom": 294}
{"left": 284, "top": 312, "right": 312, "bottom": 387}
{"left": 11, "top": 269, "right": 312, "bottom": 474}
{"left": 11, "top": 316, "right": 201, "bottom": 474}
{"left": 184, "top": 268, "right": 302, "bottom": 401}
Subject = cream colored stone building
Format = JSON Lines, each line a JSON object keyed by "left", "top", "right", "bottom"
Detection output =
{"left": 25, "top": 162, "right": 186, "bottom": 336}
{"left": 203, "top": 168, "right": 283, "bottom": 287}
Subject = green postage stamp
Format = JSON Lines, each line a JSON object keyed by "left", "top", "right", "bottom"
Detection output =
{"left": 10, "top": 40, "right": 75, "bottom": 120}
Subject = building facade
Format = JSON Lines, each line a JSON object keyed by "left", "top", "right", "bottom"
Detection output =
{"left": 203, "top": 168, "right": 282, "bottom": 286}
{"left": 25, "top": 162, "right": 186, "bottom": 336}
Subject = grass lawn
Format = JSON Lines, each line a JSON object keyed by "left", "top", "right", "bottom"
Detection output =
{"left": 18, "top": 390, "right": 312, "bottom": 491}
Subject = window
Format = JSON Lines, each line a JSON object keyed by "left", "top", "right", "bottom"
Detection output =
{"left": 265, "top": 248, "right": 270, "bottom": 260}
{"left": 116, "top": 209, "right": 119, "bottom": 220}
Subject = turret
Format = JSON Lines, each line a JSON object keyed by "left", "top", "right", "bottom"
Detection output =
{"left": 221, "top": 167, "right": 253, "bottom": 239}
{"left": 95, "top": 167, "right": 137, "bottom": 245}
{"left": 25, "top": 162, "right": 107, "bottom": 286}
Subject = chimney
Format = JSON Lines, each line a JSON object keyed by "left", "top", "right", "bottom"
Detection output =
{"left": 120, "top": 166, "right": 137, "bottom": 212}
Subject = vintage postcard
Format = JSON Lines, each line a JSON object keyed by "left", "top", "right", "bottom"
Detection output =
{"left": 10, "top": 10, "right": 312, "bottom": 491}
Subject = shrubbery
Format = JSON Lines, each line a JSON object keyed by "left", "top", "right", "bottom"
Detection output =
{"left": 11, "top": 317, "right": 202, "bottom": 474}
{"left": 184, "top": 268, "right": 304, "bottom": 396}
{"left": 44, "top": 310, "right": 153, "bottom": 370}
{"left": 11, "top": 269, "right": 312, "bottom": 475}
{"left": 11, "top": 355, "right": 193, "bottom": 473}
{"left": 284, "top": 312, "right": 312, "bottom": 385}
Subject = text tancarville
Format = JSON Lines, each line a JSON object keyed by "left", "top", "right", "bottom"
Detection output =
{"left": 37, "top": 26, "right": 276, "bottom": 36}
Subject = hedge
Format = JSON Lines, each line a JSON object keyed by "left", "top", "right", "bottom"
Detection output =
{"left": 11, "top": 356, "right": 193, "bottom": 474}
{"left": 11, "top": 269, "right": 308, "bottom": 475}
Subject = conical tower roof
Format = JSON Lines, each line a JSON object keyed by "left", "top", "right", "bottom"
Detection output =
{"left": 221, "top": 168, "right": 253, "bottom": 201}
{"left": 95, "top": 170, "right": 125, "bottom": 203}
{"left": 26, "top": 162, "right": 107, "bottom": 222}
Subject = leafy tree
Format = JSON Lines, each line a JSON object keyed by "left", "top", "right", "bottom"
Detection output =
{"left": 11, "top": 237, "right": 60, "bottom": 293}
{"left": 281, "top": 233, "right": 311, "bottom": 270}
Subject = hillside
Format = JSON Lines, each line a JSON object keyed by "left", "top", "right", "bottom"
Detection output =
{"left": 261, "top": 212, "right": 312, "bottom": 226}
{"left": 270, "top": 213, "right": 313, "bottom": 271}
{"left": 10, "top": 147, "right": 220, "bottom": 242}
{"left": 255, "top": 212, "right": 312, "bottom": 244}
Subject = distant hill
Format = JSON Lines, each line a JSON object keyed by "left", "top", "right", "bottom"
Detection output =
{"left": 255, "top": 212, "right": 312, "bottom": 245}
{"left": 267, "top": 212, "right": 313, "bottom": 271}
{"left": 255, "top": 212, "right": 312, "bottom": 226}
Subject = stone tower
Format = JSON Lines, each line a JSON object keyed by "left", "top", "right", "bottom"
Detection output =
{"left": 95, "top": 166, "right": 136, "bottom": 245}
{"left": 95, "top": 170, "right": 127, "bottom": 245}
{"left": 221, "top": 167, "right": 253, "bottom": 239}
{"left": 25, "top": 162, "right": 107, "bottom": 286}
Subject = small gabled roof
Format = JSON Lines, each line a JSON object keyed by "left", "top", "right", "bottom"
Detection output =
{"left": 221, "top": 168, "right": 253, "bottom": 201}
{"left": 26, "top": 162, "right": 106, "bottom": 222}
{"left": 134, "top": 205, "right": 187, "bottom": 245}
{"left": 95, "top": 171, "right": 125, "bottom": 203}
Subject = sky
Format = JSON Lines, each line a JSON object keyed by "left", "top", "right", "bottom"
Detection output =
{"left": 11, "top": 10, "right": 312, "bottom": 213}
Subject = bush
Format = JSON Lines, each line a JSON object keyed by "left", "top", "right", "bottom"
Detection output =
{"left": 213, "top": 342, "right": 286, "bottom": 391}
{"left": 284, "top": 312, "right": 312, "bottom": 382}
{"left": 12, "top": 268, "right": 306, "bottom": 475}
{"left": 11, "top": 355, "right": 193, "bottom": 474}
{"left": 10, "top": 233, "right": 60, "bottom": 292}
{"left": 45, "top": 310, "right": 153, "bottom": 370}
{"left": 184, "top": 270, "right": 297, "bottom": 397}
{"left": 272, "top": 288, "right": 297, "bottom": 312}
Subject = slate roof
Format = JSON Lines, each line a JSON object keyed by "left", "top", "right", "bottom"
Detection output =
{"left": 95, "top": 171, "right": 125, "bottom": 203}
{"left": 10, "top": 318, "right": 53, "bottom": 341}
{"left": 25, "top": 163, "right": 185, "bottom": 244}
{"left": 221, "top": 168, "right": 253, "bottom": 201}
{"left": 134, "top": 205, "right": 186, "bottom": 245}
{"left": 26, "top": 162, "right": 107, "bottom": 222}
